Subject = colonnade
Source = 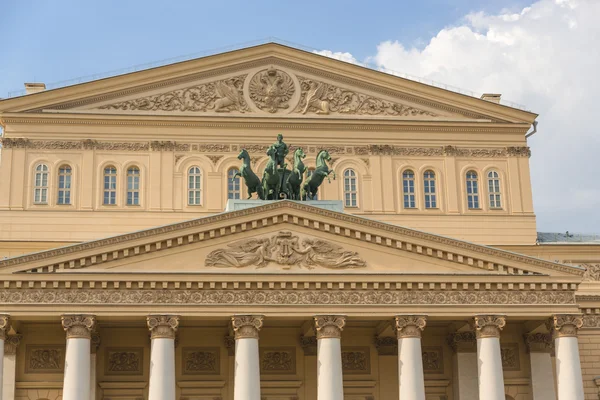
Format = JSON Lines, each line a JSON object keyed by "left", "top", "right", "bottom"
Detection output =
{"left": 0, "top": 313, "right": 586, "bottom": 400}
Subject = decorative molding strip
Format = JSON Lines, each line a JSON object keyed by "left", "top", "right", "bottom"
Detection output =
{"left": 0, "top": 202, "right": 577, "bottom": 277}
{"left": 0, "top": 289, "right": 576, "bottom": 306}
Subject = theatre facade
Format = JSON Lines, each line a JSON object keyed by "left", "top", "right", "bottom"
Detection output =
{"left": 0, "top": 43, "right": 599, "bottom": 400}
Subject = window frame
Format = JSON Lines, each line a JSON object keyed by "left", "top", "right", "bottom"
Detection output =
{"left": 466, "top": 170, "right": 480, "bottom": 210}
{"left": 56, "top": 164, "right": 72, "bottom": 206}
{"left": 126, "top": 166, "right": 141, "bottom": 206}
{"left": 187, "top": 166, "right": 202, "bottom": 206}
{"left": 423, "top": 169, "right": 437, "bottom": 209}
{"left": 487, "top": 170, "right": 503, "bottom": 209}
{"left": 343, "top": 168, "right": 358, "bottom": 208}
{"left": 402, "top": 169, "right": 417, "bottom": 209}
{"left": 33, "top": 163, "right": 50, "bottom": 205}
{"left": 103, "top": 165, "right": 118, "bottom": 206}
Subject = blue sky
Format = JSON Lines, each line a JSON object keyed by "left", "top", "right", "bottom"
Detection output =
{"left": 1, "top": 0, "right": 599, "bottom": 233}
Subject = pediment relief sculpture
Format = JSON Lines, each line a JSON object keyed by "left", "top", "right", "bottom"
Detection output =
{"left": 99, "top": 75, "right": 249, "bottom": 113}
{"left": 205, "top": 231, "right": 366, "bottom": 270}
{"left": 248, "top": 67, "right": 295, "bottom": 113}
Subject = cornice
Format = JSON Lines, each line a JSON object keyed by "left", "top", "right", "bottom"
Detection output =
{"left": 0, "top": 201, "right": 581, "bottom": 277}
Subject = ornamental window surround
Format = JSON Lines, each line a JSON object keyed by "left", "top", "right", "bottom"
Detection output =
{"left": 188, "top": 166, "right": 202, "bottom": 206}
{"left": 466, "top": 170, "right": 480, "bottom": 209}
{"left": 343, "top": 168, "right": 358, "bottom": 208}
{"left": 33, "top": 163, "right": 49, "bottom": 204}
{"left": 57, "top": 164, "right": 72, "bottom": 205}
{"left": 402, "top": 169, "right": 416, "bottom": 208}
{"left": 103, "top": 166, "right": 117, "bottom": 205}
{"left": 228, "top": 168, "right": 241, "bottom": 200}
{"left": 487, "top": 170, "right": 502, "bottom": 209}
{"left": 423, "top": 170, "right": 437, "bottom": 209}
{"left": 126, "top": 166, "right": 141, "bottom": 206}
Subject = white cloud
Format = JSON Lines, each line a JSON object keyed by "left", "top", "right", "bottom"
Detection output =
{"left": 318, "top": 0, "right": 600, "bottom": 233}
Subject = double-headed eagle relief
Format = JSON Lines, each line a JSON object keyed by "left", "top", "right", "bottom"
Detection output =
{"left": 248, "top": 67, "right": 295, "bottom": 113}
{"left": 205, "top": 231, "right": 366, "bottom": 270}
{"left": 235, "top": 134, "right": 335, "bottom": 201}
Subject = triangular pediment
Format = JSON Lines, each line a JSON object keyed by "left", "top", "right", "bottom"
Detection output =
{"left": 0, "top": 43, "right": 536, "bottom": 124}
{"left": 0, "top": 201, "right": 581, "bottom": 278}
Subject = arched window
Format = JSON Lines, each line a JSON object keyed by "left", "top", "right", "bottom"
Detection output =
{"left": 33, "top": 164, "right": 49, "bottom": 204}
{"left": 103, "top": 166, "right": 117, "bottom": 205}
{"left": 306, "top": 168, "right": 318, "bottom": 200}
{"left": 487, "top": 170, "right": 502, "bottom": 209}
{"left": 343, "top": 169, "right": 358, "bottom": 207}
{"left": 228, "top": 168, "right": 241, "bottom": 200}
{"left": 188, "top": 166, "right": 202, "bottom": 205}
{"left": 466, "top": 170, "right": 480, "bottom": 209}
{"left": 423, "top": 170, "right": 437, "bottom": 209}
{"left": 126, "top": 166, "right": 140, "bottom": 206}
{"left": 402, "top": 170, "right": 416, "bottom": 208}
{"left": 57, "top": 165, "right": 72, "bottom": 205}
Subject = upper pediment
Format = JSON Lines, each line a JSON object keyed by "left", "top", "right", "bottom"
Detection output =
{"left": 0, "top": 43, "right": 537, "bottom": 124}
{"left": 0, "top": 201, "right": 581, "bottom": 278}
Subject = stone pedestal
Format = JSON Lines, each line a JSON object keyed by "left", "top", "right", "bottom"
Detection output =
{"left": 548, "top": 314, "right": 585, "bottom": 400}
{"left": 394, "top": 315, "right": 427, "bottom": 400}
{"left": 147, "top": 315, "right": 179, "bottom": 400}
{"left": 61, "top": 314, "right": 96, "bottom": 400}
{"left": 232, "top": 315, "right": 264, "bottom": 400}
{"left": 474, "top": 315, "right": 506, "bottom": 400}
{"left": 314, "top": 315, "right": 346, "bottom": 400}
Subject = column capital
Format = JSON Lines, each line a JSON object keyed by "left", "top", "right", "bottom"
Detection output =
{"left": 473, "top": 315, "right": 506, "bottom": 339}
{"left": 61, "top": 314, "right": 96, "bottom": 339}
{"left": 300, "top": 335, "right": 317, "bottom": 355}
{"left": 547, "top": 314, "right": 583, "bottom": 338}
{"left": 0, "top": 313, "right": 10, "bottom": 340}
{"left": 447, "top": 331, "right": 477, "bottom": 353}
{"left": 147, "top": 314, "right": 179, "bottom": 340}
{"left": 313, "top": 315, "right": 346, "bottom": 339}
{"left": 4, "top": 334, "right": 23, "bottom": 355}
{"left": 523, "top": 332, "right": 553, "bottom": 353}
{"left": 394, "top": 315, "right": 427, "bottom": 339}
{"left": 231, "top": 315, "right": 263, "bottom": 339}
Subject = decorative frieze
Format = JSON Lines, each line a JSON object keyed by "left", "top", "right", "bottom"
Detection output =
{"left": 300, "top": 335, "right": 317, "bottom": 356}
{"left": 182, "top": 347, "right": 219, "bottom": 375}
{"left": 105, "top": 348, "right": 143, "bottom": 375}
{"left": 500, "top": 343, "right": 520, "bottom": 371}
{"left": 61, "top": 314, "right": 96, "bottom": 339}
{"left": 314, "top": 315, "right": 346, "bottom": 339}
{"left": 582, "top": 264, "right": 600, "bottom": 281}
{"left": 394, "top": 315, "right": 427, "bottom": 339}
{"left": 341, "top": 347, "right": 371, "bottom": 374}
{"left": 231, "top": 315, "right": 264, "bottom": 339}
{"left": 422, "top": 346, "right": 444, "bottom": 373}
{"left": 523, "top": 332, "right": 553, "bottom": 353}
{"left": 473, "top": 315, "right": 506, "bottom": 339}
{"left": 447, "top": 331, "right": 476, "bottom": 353}
{"left": 4, "top": 334, "right": 22, "bottom": 355}
{"left": 0, "top": 314, "right": 9, "bottom": 340}
{"left": 147, "top": 314, "right": 179, "bottom": 339}
{"left": 260, "top": 347, "right": 296, "bottom": 374}
{"left": 547, "top": 314, "right": 584, "bottom": 338}
{"left": 26, "top": 345, "right": 64, "bottom": 373}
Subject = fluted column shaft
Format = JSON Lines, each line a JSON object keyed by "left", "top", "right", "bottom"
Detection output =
{"left": 61, "top": 314, "right": 96, "bottom": 400}
{"left": 147, "top": 315, "right": 179, "bottom": 400}
{"left": 0, "top": 315, "right": 9, "bottom": 400}
{"left": 474, "top": 315, "right": 506, "bottom": 400}
{"left": 395, "top": 315, "right": 427, "bottom": 400}
{"left": 314, "top": 315, "right": 346, "bottom": 400}
{"left": 548, "top": 314, "right": 584, "bottom": 400}
{"left": 232, "top": 315, "right": 264, "bottom": 400}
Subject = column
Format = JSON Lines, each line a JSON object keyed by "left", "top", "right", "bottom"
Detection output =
{"left": 524, "top": 332, "right": 556, "bottom": 400}
{"left": 90, "top": 333, "right": 100, "bottom": 400}
{"left": 448, "top": 331, "right": 478, "bottom": 400}
{"left": 473, "top": 315, "right": 506, "bottom": 400}
{"left": 3, "top": 335, "right": 22, "bottom": 400}
{"left": 394, "top": 315, "right": 427, "bottom": 400}
{"left": 147, "top": 315, "right": 179, "bottom": 400}
{"left": 314, "top": 315, "right": 346, "bottom": 400}
{"left": 548, "top": 314, "right": 585, "bottom": 400}
{"left": 231, "top": 315, "right": 264, "bottom": 400}
{"left": 61, "top": 314, "right": 96, "bottom": 400}
{"left": 0, "top": 314, "right": 10, "bottom": 400}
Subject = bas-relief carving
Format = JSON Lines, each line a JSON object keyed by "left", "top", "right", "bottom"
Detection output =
{"left": 341, "top": 347, "right": 370, "bottom": 374}
{"left": 105, "top": 347, "right": 143, "bottom": 375}
{"left": 182, "top": 347, "right": 219, "bottom": 374}
{"left": 0, "top": 289, "right": 576, "bottom": 305}
{"left": 260, "top": 347, "right": 296, "bottom": 374}
{"left": 583, "top": 264, "right": 600, "bottom": 281}
{"left": 500, "top": 343, "right": 520, "bottom": 371}
{"left": 205, "top": 231, "right": 366, "bottom": 270}
{"left": 25, "top": 345, "right": 65, "bottom": 373}
{"left": 248, "top": 67, "right": 295, "bottom": 113}
{"left": 99, "top": 75, "right": 249, "bottom": 113}
{"left": 422, "top": 346, "right": 444, "bottom": 374}
{"left": 295, "top": 76, "right": 437, "bottom": 117}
